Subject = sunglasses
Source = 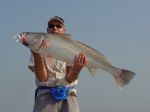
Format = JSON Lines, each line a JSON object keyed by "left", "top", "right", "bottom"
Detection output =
{"left": 48, "top": 24, "right": 63, "bottom": 29}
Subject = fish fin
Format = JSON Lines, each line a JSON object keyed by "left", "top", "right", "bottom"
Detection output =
{"left": 63, "top": 34, "right": 72, "bottom": 37}
{"left": 87, "top": 67, "right": 98, "bottom": 76}
{"left": 114, "top": 69, "right": 136, "bottom": 88}
{"left": 54, "top": 34, "right": 73, "bottom": 40}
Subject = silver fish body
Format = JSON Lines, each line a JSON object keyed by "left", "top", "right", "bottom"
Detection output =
{"left": 14, "top": 32, "right": 136, "bottom": 88}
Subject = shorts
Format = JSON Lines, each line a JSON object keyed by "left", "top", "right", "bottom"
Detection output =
{"left": 33, "top": 92, "right": 80, "bottom": 112}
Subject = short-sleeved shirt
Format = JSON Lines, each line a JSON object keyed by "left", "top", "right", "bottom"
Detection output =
{"left": 28, "top": 54, "right": 78, "bottom": 95}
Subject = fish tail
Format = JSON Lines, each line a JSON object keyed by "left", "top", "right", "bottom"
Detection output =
{"left": 114, "top": 69, "right": 136, "bottom": 88}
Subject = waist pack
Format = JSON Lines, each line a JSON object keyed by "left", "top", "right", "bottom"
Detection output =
{"left": 35, "top": 86, "right": 75, "bottom": 101}
{"left": 50, "top": 86, "right": 69, "bottom": 100}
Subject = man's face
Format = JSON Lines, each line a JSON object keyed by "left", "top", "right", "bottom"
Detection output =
{"left": 47, "top": 20, "right": 66, "bottom": 34}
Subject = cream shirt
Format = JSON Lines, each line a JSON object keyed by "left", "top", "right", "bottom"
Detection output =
{"left": 28, "top": 54, "right": 78, "bottom": 95}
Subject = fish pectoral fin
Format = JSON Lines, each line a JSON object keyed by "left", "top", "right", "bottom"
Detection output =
{"left": 87, "top": 67, "right": 98, "bottom": 76}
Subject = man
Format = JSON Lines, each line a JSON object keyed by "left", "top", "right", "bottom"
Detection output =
{"left": 28, "top": 16, "right": 87, "bottom": 112}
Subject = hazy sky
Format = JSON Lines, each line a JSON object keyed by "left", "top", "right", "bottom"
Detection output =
{"left": 0, "top": 0, "right": 150, "bottom": 112}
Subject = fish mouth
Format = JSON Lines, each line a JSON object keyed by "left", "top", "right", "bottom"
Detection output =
{"left": 14, "top": 34, "right": 29, "bottom": 46}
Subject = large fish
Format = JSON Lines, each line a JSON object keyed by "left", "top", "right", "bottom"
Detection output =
{"left": 14, "top": 32, "right": 135, "bottom": 88}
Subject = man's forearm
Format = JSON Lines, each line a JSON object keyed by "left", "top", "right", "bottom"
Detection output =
{"left": 32, "top": 52, "right": 48, "bottom": 82}
{"left": 66, "top": 66, "right": 81, "bottom": 83}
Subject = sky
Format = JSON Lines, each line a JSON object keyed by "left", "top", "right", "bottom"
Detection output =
{"left": 0, "top": 0, "right": 150, "bottom": 112}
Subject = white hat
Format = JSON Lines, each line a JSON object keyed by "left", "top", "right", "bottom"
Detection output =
{"left": 48, "top": 16, "right": 64, "bottom": 25}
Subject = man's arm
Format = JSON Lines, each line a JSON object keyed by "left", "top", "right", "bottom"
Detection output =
{"left": 32, "top": 51, "right": 48, "bottom": 82}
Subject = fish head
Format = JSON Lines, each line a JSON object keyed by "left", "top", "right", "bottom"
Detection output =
{"left": 15, "top": 32, "right": 44, "bottom": 50}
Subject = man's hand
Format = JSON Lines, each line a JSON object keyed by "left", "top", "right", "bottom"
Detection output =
{"left": 37, "top": 38, "right": 50, "bottom": 51}
{"left": 66, "top": 53, "right": 87, "bottom": 83}
{"left": 73, "top": 52, "right": 87, "bottom": 72}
